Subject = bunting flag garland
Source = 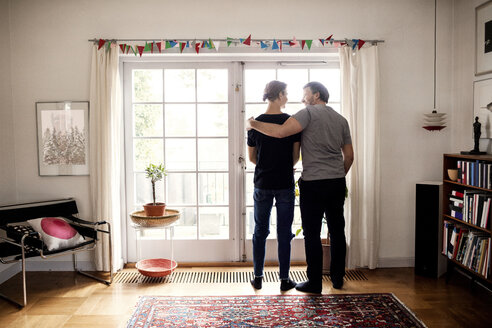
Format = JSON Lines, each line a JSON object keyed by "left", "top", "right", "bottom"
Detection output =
{"left": 243, "top": 34, "right": 251, "bottom": 46}
{"left": 97, "top": 35, "right": 371, "bottom": 56}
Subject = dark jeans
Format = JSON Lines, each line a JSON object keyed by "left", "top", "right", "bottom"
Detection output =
{"left": 299, "top": 177, "right": 346, "bottom": 285}
{"left": 252, "top": 187, "right": 295, "bottom": 279}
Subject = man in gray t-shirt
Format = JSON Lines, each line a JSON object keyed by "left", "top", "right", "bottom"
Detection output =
{"left": 246, "top": 82, "right": 354, "bottom": 293}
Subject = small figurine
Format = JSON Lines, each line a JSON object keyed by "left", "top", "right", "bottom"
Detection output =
{"left": 461, "top": 116, "right": 486, "bottom": 155}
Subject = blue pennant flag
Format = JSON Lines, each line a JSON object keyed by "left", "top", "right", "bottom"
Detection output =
{"left": 272, "top": 40, "right": 279, "bottom": 50}
{"left": 260, "top": 41, "right": 268, "bottom": 49}
{"left": 203, "top": 40, "right": 209, "bottom": 48}
{"left": 352, "top": 39, "right": 359, "bottom": 50}
{"left": 186, "top": 41, "right": 190, "bottom": 48}
{"left": 239, "top": 38, "right": 244, "bottom": 43}
{"left": 169, "top": 40, "right": 177, "bottom": 48}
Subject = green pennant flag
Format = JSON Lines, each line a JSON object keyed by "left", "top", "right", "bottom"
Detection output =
{"left": 208, "top": 38, "right": 214, "bottom": 49}
{"left": 106, "top": 41, "right": 111, "bottom": 51}
{"left": 227, "top": 37, "right": 234, "bottom": 47}
{"left": 306, "top": 40, "right": 313, "bottom": 50}
{"left": 144, "top": 42, "right": 151, "bottom": 52}
{"left": 131, "top": 46, "right": 137, "bottom": 56}
{"left": 165, "top": 41, "right": 172, "bottom": 49}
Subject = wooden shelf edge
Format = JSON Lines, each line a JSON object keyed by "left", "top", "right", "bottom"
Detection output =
{"left": 443, "top": 215, "right": 491, "bottom": 234}
{"left": 444, "top": 256, "right": 492, "bottom": 283}
{"left": 443, "top": 180, "right": 492, "bottom": 192}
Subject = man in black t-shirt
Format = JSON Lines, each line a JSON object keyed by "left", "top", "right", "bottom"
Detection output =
{"left": 247, "top": 80, "right": 301, "bottom": 291}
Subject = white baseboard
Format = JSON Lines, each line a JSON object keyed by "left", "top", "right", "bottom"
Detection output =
{"left": 378, "top": 257, "right": 415, "bottom": 268}
{"left": 0, "top": 261, "right": 96, "bottom": 284}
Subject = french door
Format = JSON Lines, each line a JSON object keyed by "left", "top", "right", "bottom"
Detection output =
{"left": 123, "top": 59, "right": 339, "bottom": 263}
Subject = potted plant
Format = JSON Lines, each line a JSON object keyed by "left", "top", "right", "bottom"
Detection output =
{"left": 143, "top": 163, "right": 167, "bottom": 217}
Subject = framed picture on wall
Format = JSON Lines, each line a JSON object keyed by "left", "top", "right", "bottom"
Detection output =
{"left": 36, "top": 101, "right": 90, "bottom": 176}
{"left": 473, "top": 78, "right": 492, "bottom": 138}
{"left": 476, "top": 0, "right": 492, "bottom": 75}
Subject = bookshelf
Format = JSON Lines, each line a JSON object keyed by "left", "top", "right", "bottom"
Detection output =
{"left": 442, "top": 154, "right": 492, "bottom": 284}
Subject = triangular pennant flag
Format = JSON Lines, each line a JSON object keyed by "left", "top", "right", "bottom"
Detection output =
{"left": 126, "top": 44, "right": 131, "bottom": 54}
{"left": 144, "top": 42, "right": 151, "bottom": 52}
{"left": 279, "top": 40, "right": 283, "bottom": 51}
{"left": 329, "top": 39, "right": 334, "bottom": 45}
{"left": 186, "top": 41, "right": 190, "bottom": 48}
{"left": 243, "top": 34, "right": 251, "bottom": 46}
{"left": 208, "top": 39, "right": 215, "bottom": 49}
{"left": 165, "top": 41, "right": 172, "bottom": 49}
{"left": 289, "top": 36, "right": 299, "bottom": 47}
{"left": 98, "top": 39, "right": 106, "bottom": 50}
{"left": 306, "top": 40, "right": 313, "bottom": 50}
{"left": 352, "top": 39, "right": 359, "bottom": 50}
{"left": 357, "top": 39, "right": 366, "bottom": 49}
{"left": 202, "top": 40, "right": 208, "bottom": 48}
{"left": 169, "top": 40, "right": 177, "bottom": 48}
{"left": 106, "top": 41, "right": 111, "bottom": 51}
{"left": 272, "top": 39, "right": 279, "bottom": 50}
{"left": 326, "top": 34, "right": 333, "bottom": 41}
{"left": 227, "top": 37, "right": 234, "bottom": 47}
{"left": 131, "top": 46, "right": 137, "bottom": 56}
{"left": 214, "top": 41, "right": 221, "bottom": 52}
{"left": 156, "top": 42, "right": 162, "bottom": 53}
{"left": 179, "top": 42, "right": 186, "bottom": 53}
{"left": 137, "top": 45, "right": 145, "bottom": 57}
{"left": 119, "top": 44, "right": 126, "bottom": 53}
{"left": 239, "top": 38, "right": 244, "bottom": 43}
{"left": 195, "top": 42, "right": 201, "bottom": 54}
{"left": 319, "top": 39, "right": 324, "bottom": 46}
{"left": 260, "top": 41, "right": 268, "bottom": 49}
{"left": 301, "top": 40, "right": 306, "bottom": 50}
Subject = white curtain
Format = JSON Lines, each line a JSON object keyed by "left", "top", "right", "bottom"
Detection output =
{"left": 89, "top": 43, "right": 123, "bottom": 272}
{"left": 339, "top": 45, "right": 381, "bottom": 269}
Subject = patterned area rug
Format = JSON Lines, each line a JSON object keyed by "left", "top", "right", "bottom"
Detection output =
{"left": 127, "top": 293, "right": 426, "bottom": 328}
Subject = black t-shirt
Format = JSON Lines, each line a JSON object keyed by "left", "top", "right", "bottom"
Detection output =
{"left": 247, "top": 113, "right": 302, "bottom": 189}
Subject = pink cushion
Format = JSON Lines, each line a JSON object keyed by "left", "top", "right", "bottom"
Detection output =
{"left": 28, "top": 217, "right": 85, "bottom": 251}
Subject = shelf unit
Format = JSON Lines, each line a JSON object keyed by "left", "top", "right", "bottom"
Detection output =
{"left": 442, "top": 154, "right": 492, "bottom": 284}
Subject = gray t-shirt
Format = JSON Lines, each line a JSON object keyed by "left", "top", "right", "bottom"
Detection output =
{"left": 292, "top": 104, "right": 352, "bottom": 181}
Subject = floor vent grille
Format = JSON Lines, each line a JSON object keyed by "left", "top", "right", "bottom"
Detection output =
{"left": 113, "top": 269, "right": 367, "bottom": 284}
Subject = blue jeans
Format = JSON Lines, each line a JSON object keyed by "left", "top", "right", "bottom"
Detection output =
{"left": 252, "top": 187, "right": 295, "bottom": 280}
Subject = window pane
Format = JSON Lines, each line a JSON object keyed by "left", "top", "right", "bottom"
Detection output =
{"left": 277, "top": 69, "right": 308, "bottom": 104}
{"left": 164, "top": 69, "right": 195, "bottom": 102}
{"left": 197, "top": 69, "right": 228, "bottom": 102}
{"left": 135, "top": 172, "right": 164, "bottom": 205}
{"left": 198, "top": 139, "right": 228, "bottom": 171}
{"left": 172, "top": 207, "right": 197, "bottom": 240}
{"left": 166, "top": 173, "right": 196, "bottom": 205}
{"left": 134, "top": 104, "right": 163, "bottom": 137}
{"left": 245, "top": 104, "right": 266, "bottom": 120}
{"left": 310, "top": 69, "right": 340, "bottom": 102}
{"left": 165, "top": 139, "right": 196, "bottom": 171}
{"left": 165, "top": 104, "right": 195, "bottom": 137}
{"left": 330, "top": 103, "right": 341, "bottom": 113}
{"left": 245, "top": 69, "right": 276, "bottom": 103}
{"left": 133, "top": 69, "right": 162, "bottom": 102}
{"left": 198, "top": 173, "right": 228, "bottom": 205}
{"left": 199, "top": 207, "right": 229, "bottom": 239}
{"left": 245, "top": 172, "right": 254, "bottom": 206}
{"left": 245, "top": 206, "right": 276, "bottom": 239}
{"left": 284, "top": 103, "right": 303, "bottom": 116}
{"left": 197, "top": 104, "right": 228, "bottom": 137}
{"left": 134, "top": 139, "right": 164, "bottom": 171}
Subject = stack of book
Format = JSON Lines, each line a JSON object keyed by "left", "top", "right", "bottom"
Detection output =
{"left": 457, "top": 160, "right": 492, "bottom": 188}
{"left": 449, "top": 190, "right": 464, "bottom": 221}
{"left": 462, "top": 190, "right": 491, "bottom": 229}
{"left": 443, "top": 221, "right": 490, "bottom": 278}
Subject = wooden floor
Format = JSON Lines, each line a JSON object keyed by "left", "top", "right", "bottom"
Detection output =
{"left": 0, "top": 267, "right": 491, "bottom": 327}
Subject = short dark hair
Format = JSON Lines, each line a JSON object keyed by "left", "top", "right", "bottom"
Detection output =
{"left": 303, "top": 81, "right": 329, "bottom": 103}
{"left": 263, "top": 80, "right": 287, "bottom": 102}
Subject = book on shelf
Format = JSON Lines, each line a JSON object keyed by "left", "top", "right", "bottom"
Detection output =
{"left": 456, "top": 160, "right": 492, "bottom": 189}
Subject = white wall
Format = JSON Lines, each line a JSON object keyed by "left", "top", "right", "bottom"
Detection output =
{"left": 0, "top": 0, "right": 16, "bottom": 205}
{"left": 1, "top": 0, "right": 467, "bottom": 273}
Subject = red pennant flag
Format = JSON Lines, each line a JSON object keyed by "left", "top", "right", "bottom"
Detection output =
{"left": 357, "top": 39, "right": 366, "bottom": 50}
{"left": 119, "top": 44, "right": 126, "bottom": 53}
{"left": 150, "top": 43, "right": 154, "bottom": 53}
{"left": 195, "top": 42, "right": 201, "bottom": 54}
{"left": 137, "top": 45, "right": 145, "bottom": 57}
{"left": 180, "top": 42, "right": 186, "bottom": 53}
{"left": 156, "top": 42, "right": 162, "bottom": 53}
{"left": 326, "top": 34, "right": 333, "bottom": 41}
{"left": 319, "top": 39, "right": 324, "bottom": 46}
{"left": 98, "top": 39, "right": 106, "bottom": 50}
{"left": 301, "top": 40, "right": 306, "bottom": 50}
{"left": 279, "top": 40, "right": 282, "bottom": 51}
{"left": 243, "top": 34, "right": 251, "bottom": 46}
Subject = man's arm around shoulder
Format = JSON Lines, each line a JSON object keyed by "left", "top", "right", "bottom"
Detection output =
{"left": 247, "top": 117, "right": 303, "bottom": 138}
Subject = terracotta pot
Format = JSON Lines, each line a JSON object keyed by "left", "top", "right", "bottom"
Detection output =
{"left": 143, "top": 203, "right": 166, "bottom": 216}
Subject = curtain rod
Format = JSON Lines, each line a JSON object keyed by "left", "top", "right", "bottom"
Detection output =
{"left": 88, "top": 38, "right": 384, "bottom": 44}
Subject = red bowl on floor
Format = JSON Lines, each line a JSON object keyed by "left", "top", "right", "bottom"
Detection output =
{"left": 136, "top": 258, "right": 178, "bottom": 277}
